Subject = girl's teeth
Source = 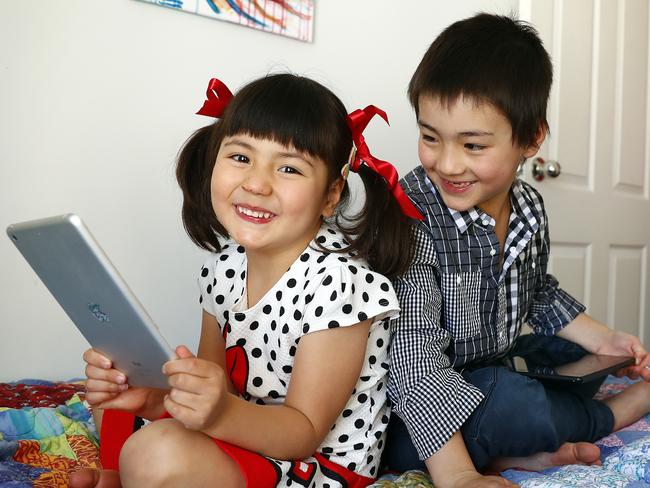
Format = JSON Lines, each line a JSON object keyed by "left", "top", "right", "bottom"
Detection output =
{"left": 238, "top": 206, "right": 272, "bottom": 219}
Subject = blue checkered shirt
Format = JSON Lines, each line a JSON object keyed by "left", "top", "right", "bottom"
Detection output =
{"left": 388, "top": 166, "right": 586, "bottom": 460}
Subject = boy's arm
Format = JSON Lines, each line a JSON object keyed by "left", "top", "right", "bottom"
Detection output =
{"left": 557, "top": 312, "right": 650, "bottom": 381}
{"left": 387, "top": 227, "right": 484, "bottom": 466}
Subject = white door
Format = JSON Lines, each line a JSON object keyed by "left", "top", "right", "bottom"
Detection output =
{"left": 519, "top": 0, "right": 650, "bottom": 345}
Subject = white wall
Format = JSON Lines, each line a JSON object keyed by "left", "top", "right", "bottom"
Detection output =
{"left": 0, "top": 0, "right": 516, "bottom": 381}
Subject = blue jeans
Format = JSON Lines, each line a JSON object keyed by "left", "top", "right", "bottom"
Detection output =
{"left": 382, "top": 336, "right": 615, "bottom": 471}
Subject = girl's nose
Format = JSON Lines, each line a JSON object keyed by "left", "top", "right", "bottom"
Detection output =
{"left": 241, "top": 171, "right": 272, "bottom": 196}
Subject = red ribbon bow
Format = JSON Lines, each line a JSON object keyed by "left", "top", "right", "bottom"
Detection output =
{"left": 346, "top": 106, "right": 424, "bottom": 221}
{"left": 196, "top": 78, "right": 233, "bottom": 118}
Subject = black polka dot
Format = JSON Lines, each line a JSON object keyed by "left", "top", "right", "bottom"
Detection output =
{"left": 287, "top": 278, "right": 297, "bottom": 288}
{"left": 360, "top": 376, "right": 370, "bottom": 382}
{"left": 380, "top": 282, "right": 390, "bottom": 292}
{"left": 293, "top": 310, "right": 302, "bottom": 320}
{"left": 315, "top": 306, "right": 323, "bottom": 317}
{"left": 338, "top": 434, "right": 349, "bottom": 442}
{"left": 252, "top": 377, "right": 263, "bottom": 387}
{"left": 305, "top": 294, "right": 313, "bottom": 304}
{"left": 276, "top": 290, "right": 283, "bottom": 300}
{"left": 365, "top": 273, "right": 374, "bottom": 283}
{"left": 316, "top": 236, "right": 326, "bottom": 244}
{"left": 376, "top": 338, "right": 384, "bottom": 347}
{"left": 269, "top": 390, "right": 279, "bottom": 399}
{"left": 225, "top": 269, "right": 235, "bottom": 278}
{"left": 381, "top": 414, "right": 389, "bottom": 424}
{"left": 282, "top": 365, "right": 292, "bottom": 374}
{"left": 328, "top": 320, "right": 339, "bottom": 329}
{"left": 282, "top": 323, "right": 289, "bottom": 333}
{"left": 378, "top": 440, "right": 384, "bottom": 450}
{"left": 322, "top": 447, "right": 333, "bottom": 454}
{"left": 338, "top": 256, "right": 348, "bottom": 262}
{"left": 330, "top": 290, "right": 337, "bottom": 301}
{"left": 219, "top": 254, "right": 229, "bottom": 261}
{"left": 199, "top": 296, "right": 203, "bottom": 304}
{"left": 357, "top": 393, "right": 368, "bottom": 403}
{"left": 256, "top": 399, "right": 265, "bottom": 405}
{"left": 342, "top": 304, "right": 352, "bottom": 314}
{"left": 300, "top": 253, "right": 310, "bottom": 262}
{"left": 369, "top": 355, "right": 377, "bottom": 364}
{"left": 252, "top": 348, "right": 262, "bottom": 358}
{"left": 201, "top": 268, "right": 209, "bottom": 277}
{"left": 342, "top": 409, "right": 352, "bottom": 417}
{"left": 303, "top": 324, "right": 310, "bottom": 333}
{"left": 322, "top": 275, "right": 333, "bottom": 286}
{"left": 279, "top": 306, "right": 285, "bottom": 316}
{"left": 289, "top": 346, "right": 297, "bottom": 356}
{"left": 270, "top": 320, "right": 277, "bottom": 331}
{"left": 263, "top": 304, "right": 272, "bottom": 314}
{"left": 370, "top": 467, "right": 376, "bottom": 476}
{"left": 354, "top": 419, "right": 365, "bottom": 428}
{"left": 215, "top": 295, "right": 225, "bottom": 304}
{"left": 327, "top": 228, "right": 336, "bottom": 235}
{"left": 206, "top": 284, "right": 212, "bottom": 294}
{"left": 236, "top": 338, "right": 246, "bottom": 347}
{"left": 317, "top": 254, "right": 327, "bottom": 264}
{"left": 358, "top": 312, "right": 368, "bottom": 321}
{"left": 354, "top": 442, "right": 364, "bottom": 450}
{"left": 348, "top": 265, "right": 357, "bottom": 274}
{"left": 236, "top": 245, "right": 245, "bottom": 253}
{"left": 249, "top": 321, "right": 259, "bottom": 330}
{"left": 292, "top": 294, "right": 299, "bottom": 304}
{"left": 267, "top": 363, "right": 274, "bottom": 372}
{"left": 263, "top": 333, "right": 269, "bottom": 344}
{"left": 240, "top": 271, "right": 245, "bottom": 280}
{"left": 379, "top": 298, "right": 389, "bottom": 306}
{"left": 362, "top": 292, "right": 369, "bottom": 302}
{"left": 234, "top": 312, "right": 246, "bottom": 321}
{"left": 317, "top": 267, "right": 326, "bottom": 274}
{"left": 347, "top": 462, "right": 356, "bottom": 471}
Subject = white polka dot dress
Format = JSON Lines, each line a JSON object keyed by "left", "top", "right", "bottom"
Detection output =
{"left": 198, "top": 224, "right": 400, "bottom": 486}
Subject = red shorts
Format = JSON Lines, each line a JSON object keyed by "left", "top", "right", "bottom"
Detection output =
{"left": 100, "top": 410, "right": 375, "bottom": 488}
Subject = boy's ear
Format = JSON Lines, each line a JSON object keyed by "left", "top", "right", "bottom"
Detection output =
{"left": 523, "top": 124, "right": 547, "bottom": 158}
{"left": 322, "top": 177, "right": 345, "bottom": 218}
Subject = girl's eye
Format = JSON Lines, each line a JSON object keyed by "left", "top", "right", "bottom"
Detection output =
{"left": 465, "top": 143, "right": 486, "bottom": 152}
{"left": 231, "top": 154, "right": 249, "bottom": 164}
{"left": 278, "top": 166, "right": 302, "bottom": 175}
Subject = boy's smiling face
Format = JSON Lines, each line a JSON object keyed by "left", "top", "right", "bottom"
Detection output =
{"left": 417, "top": 95, "right": 543, "bottom": 217}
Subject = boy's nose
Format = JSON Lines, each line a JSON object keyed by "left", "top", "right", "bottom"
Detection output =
{"left": 436, "top": 147, "right": 465, "bottom": 175}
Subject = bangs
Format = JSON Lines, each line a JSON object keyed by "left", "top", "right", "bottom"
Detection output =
{"left": 219, "top": 74, "right": 351, "bottom": 168}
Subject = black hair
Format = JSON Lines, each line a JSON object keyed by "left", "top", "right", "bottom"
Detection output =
{"left": 176, "top": 73, "right": 414, "bottom": 278}
{"left": 408, "top": 13, "right": 552, "bottom": 148}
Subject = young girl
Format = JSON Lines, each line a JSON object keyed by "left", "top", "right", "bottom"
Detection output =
{"left": 71, "top": 73, "right": 422, "bottom": 488}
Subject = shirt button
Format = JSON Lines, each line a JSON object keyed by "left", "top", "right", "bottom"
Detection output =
{"left": 456, "top": 276, "right": 462, "bottom": 285}
{"left": 490, "top": 249, "right": 497, "bottom": 256}
{"left": 510, "top": 247, "right": 517, "bottom": 254}
{"left": 532, "top": 262, "right": 536, "bottom": 269}
{"left": 482, "top": 219, "right": 489, "bottom": 226}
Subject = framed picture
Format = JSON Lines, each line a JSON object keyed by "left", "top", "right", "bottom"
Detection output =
{"left": 138, "top": 0, "right": 314, "bottom": 42}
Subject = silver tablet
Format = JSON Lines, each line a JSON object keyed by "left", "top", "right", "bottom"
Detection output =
{"left": 7, "top": 214, "right": 175, "bottom": 389}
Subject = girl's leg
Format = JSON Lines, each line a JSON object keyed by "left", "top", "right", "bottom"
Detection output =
{"left": 118, "top": 418, "right": 245, "bottom": 488}
{"left": 602, "top": 379, "right": 650, "bottom": 431}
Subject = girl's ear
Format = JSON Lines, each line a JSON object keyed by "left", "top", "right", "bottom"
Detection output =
{"left": 321, "top": 177, "right": 345, "bottom": 219}
{"left": 523, "top": 124, "right": 547, "bottom": 158}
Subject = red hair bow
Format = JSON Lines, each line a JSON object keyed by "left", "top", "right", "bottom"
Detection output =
{"left": 196, "top": 78, "right": 233, "bottom": 118}
{"left": 346, "top": 106, "right": 424, "bottom": 221}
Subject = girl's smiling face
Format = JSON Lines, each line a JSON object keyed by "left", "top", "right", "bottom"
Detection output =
{"left": 417, "top": 95, "right": 543, "bottom": 217}
{"left": 211, "top": 134, "right": 342, "bottom": 260}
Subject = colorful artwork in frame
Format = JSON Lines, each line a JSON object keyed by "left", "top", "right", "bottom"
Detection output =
{"left": 138, "top": 0, "right": 314, "bottom": 42}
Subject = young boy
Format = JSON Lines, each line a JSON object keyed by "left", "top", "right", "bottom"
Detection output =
{"left": 384, "top": 13, "right": 650, "bottom": 488}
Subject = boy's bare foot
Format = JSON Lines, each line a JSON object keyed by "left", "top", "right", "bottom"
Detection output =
{"left": 69, "top": 468, "right": 122, "bottom": 488}
{"left": 487, "top": 441, "right": 601, "bottom": 472}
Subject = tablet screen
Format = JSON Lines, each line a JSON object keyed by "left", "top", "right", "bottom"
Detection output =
{"left": 512, "top": 354, "right": 634, "bottom": 384}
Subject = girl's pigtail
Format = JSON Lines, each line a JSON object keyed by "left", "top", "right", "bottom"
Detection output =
{"left": 176, "top": 125, "right": 224, "bottom": 252}
{"left": 339, "top": 106, "right": 423, "bottom": 278}
{"left": 338, "top": 168, "right": 415, "bottom": 279}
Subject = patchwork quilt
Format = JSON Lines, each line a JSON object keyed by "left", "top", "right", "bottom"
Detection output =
{"left": 0, "top": 377, "right": 648, "bottom": 487}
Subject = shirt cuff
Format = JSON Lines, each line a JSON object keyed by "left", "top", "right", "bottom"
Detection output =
{"left": 528, "top": 287, "right": 586, "bottom": 336}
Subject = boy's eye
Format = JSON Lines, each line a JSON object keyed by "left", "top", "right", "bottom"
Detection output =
{"left": 465, "top": 143, "right": 486, "bottom": 151}
{"left": 231, "top": 154, "right": 249, "bottom": 164}
{"left": 278, "top": 166, "right": 302, "bottom": 175}
{"left": 421, "top": 133, "right": 437, "bottom": 143}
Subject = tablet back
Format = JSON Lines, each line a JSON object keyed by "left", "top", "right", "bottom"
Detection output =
{"left": 7, "top": 214, "right": 175, "bottom": 389}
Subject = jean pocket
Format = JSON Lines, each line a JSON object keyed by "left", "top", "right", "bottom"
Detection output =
{"left": 440, "top": 270, "right": 482, "bottom": 339}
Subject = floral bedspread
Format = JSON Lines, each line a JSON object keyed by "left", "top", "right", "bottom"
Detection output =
{"left": 0, "top": 380, "right": 100, "bottom": 487}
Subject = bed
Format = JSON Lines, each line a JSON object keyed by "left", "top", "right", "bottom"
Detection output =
{"left": 1, "top": 377, "right": 648, "bottom": 487}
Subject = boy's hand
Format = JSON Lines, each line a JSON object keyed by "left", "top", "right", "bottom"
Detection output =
{"left": 595, "top": 330, "right": 650, "bottom": 381}
{"left": 82, "top": 348, "right": 165, "bottom": 418}
{"left": 163, "top": 345, "right": 230, "bottom": 431}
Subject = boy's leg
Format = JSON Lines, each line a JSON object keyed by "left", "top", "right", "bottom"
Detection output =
{"left": 461, "top": 366, "right": 613, "bottom": 471}
{"left": 382, "top": 415, "right": 427, "bottom": 472}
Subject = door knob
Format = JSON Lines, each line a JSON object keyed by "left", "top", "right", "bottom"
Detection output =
{"left": 532, "top": 157, "right": 561, "bottom": 181}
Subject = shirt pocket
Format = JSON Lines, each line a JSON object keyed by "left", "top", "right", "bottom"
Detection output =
{"left": 440, "top": 270, "right": 482, "bottom": 339}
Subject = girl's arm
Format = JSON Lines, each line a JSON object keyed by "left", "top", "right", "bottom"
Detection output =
{"left": 164, "top": 318, "right": 372, "bottom": 460}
